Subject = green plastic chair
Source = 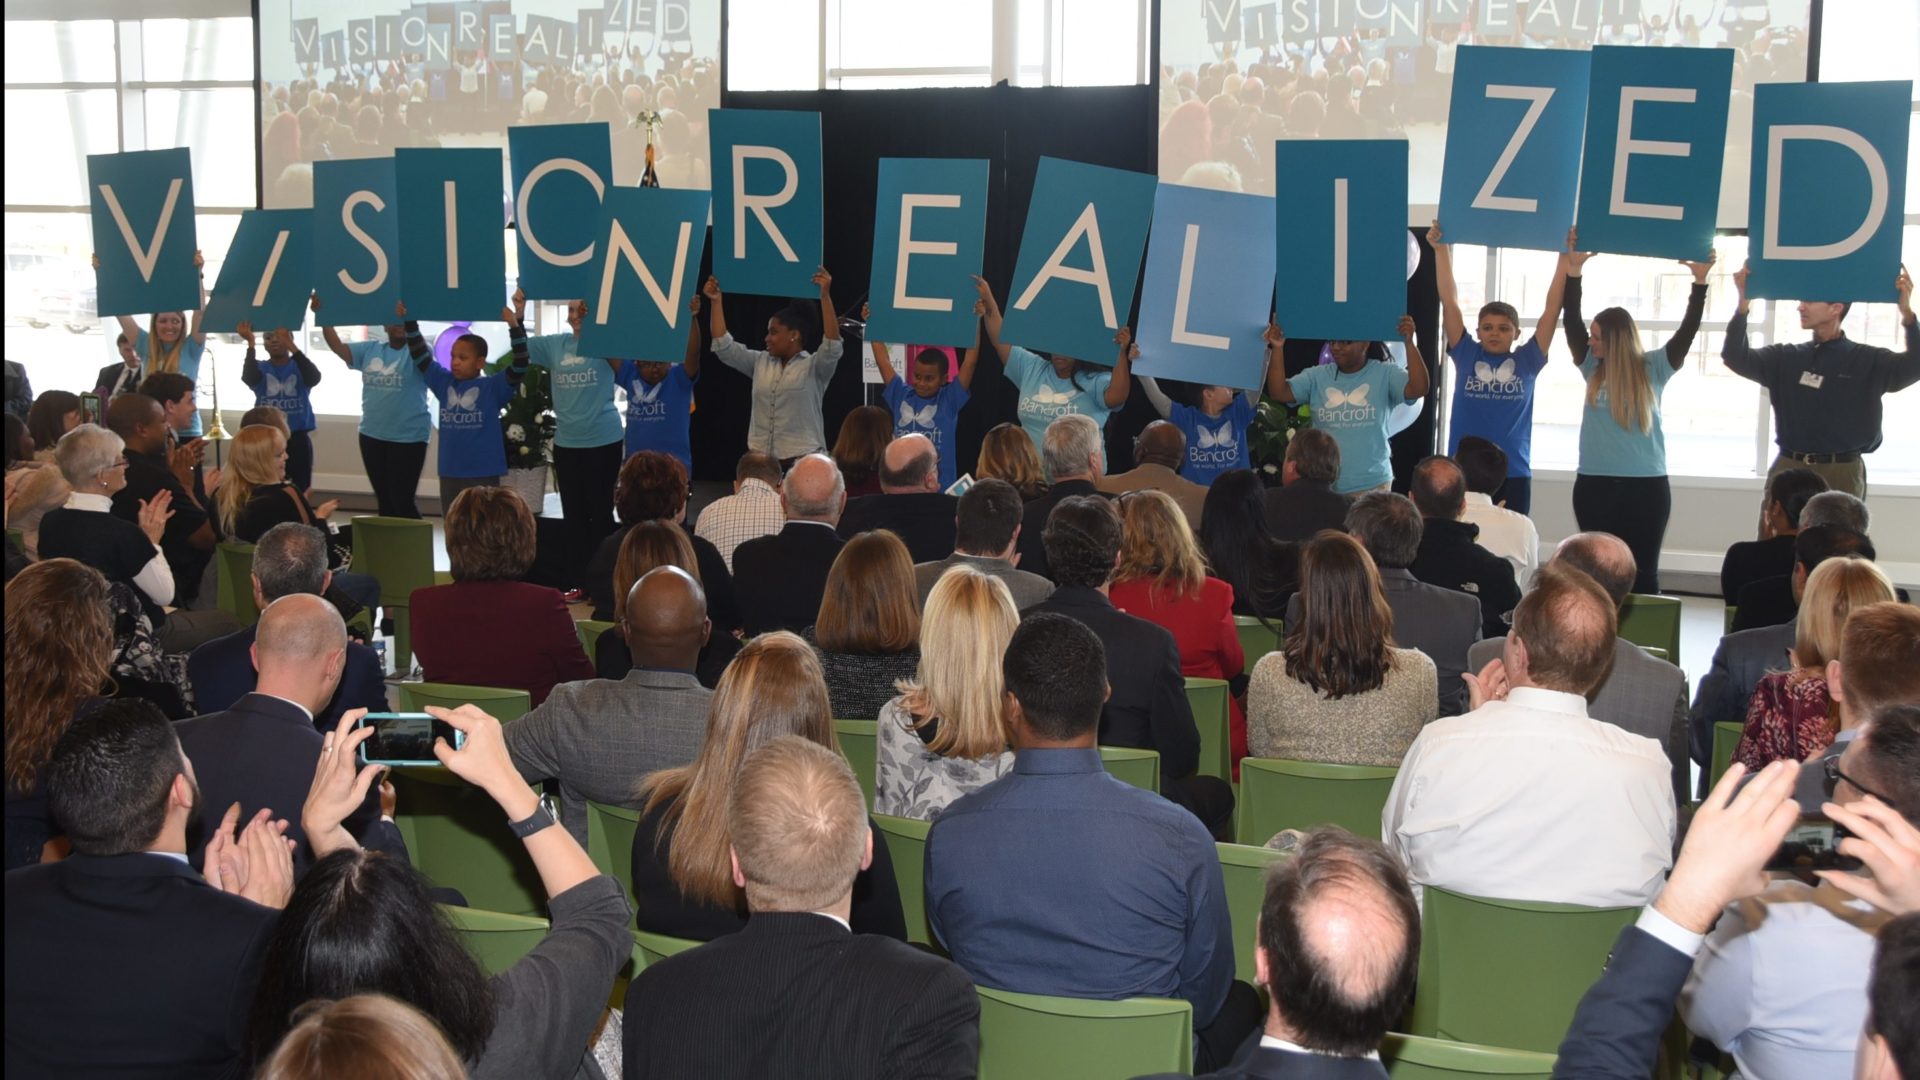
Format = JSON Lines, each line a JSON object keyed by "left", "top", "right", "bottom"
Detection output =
{"left": 1185, "top": 677, "right": 1233, "bottom": 782}
{"left": 442, "top": 904, "right": 549, "bottom": 976}
{"left": 1381, "top": 1033, "right": 1557, "bottom": 1079}
{"left": 836, "top": 719, "right": 878, "bottom": 809}
{"left": 1642, "top": 645, "right": 1669, "bottom": 662}
{"left": 214, "top": 542, "right": 259, "bottom": 627}
{"left": 632, "top": 928, "right": 703, "bottom": 970}
{"left": 1235, "top": 615, "right": 1282, "bottom": 666}
{"left": 975, "top": 988, "right": 1192, "bottom": 1080}
{"left": 874, "top": 813, "right": 937, "bottom": 947}
{"left": 1710, "top": 721, "right": 1743, "bottom": 789}
{"left": 575, "top": 619, "right": 616, "bottom": 661}
{"left": 1409, "top": 887, "right": 1638, "bottom": 1053}
{"left": 1236, "top": 757, "right": 1398, "bottom": 845}
{"left": 586, "top": 800, "right": 644, "bottom": 911}
{"left": 1217, "top": 842, "right": 1286, "bottom": 984}
{"left": 1724, "top": 606, "right": 1738, "bottom": 634}
{"left": 397, "top": 682, "right": 534, "bottom": 723}
{"left": 345, "top": 606, "right": 374, "bottom": 642}
{"left": 1618, "top": 594, "right": 1683, "bottom": 669}
{"left": 351, "top": 515, "right": 436, "bottom": 673}
{"left": 391, "top": 767, "right": 546, "bottom": 917}
{"left": 1098, "top": 746, "right": 1161, "bottom": 792}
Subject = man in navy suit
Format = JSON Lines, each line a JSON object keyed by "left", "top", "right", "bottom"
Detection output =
{"left": 188, "top": 521, "right": 389, "bottom": 729}
{"left": 732, "top": 454, "right": 849, "bottom": 636}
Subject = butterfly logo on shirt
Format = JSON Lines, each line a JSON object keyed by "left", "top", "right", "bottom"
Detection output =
{"left": 263, "top": 373, "right": 300, "bottom": 397}
{"left": 899, "top": 401, "right": 938, "bottom": 429}
{"left": 558, "top": 349, "right": 590, "bottom": 367}
{"left": 444, "top": 385, "right": 482, "bottom": 410}
{"left": 1324, "top": 385, "right": 1371, "bottom": 409}
{"left": 1030, "top": 386, "right": 1076, "bottom": 406}
{"left": 362, "top": 356, "right": 399, "bottom": 376}
{"left": 1196, "top": 423, "right": 1236, "bottom": 449}
{"left": 1467, "top": 358, "right": 1521, "bottom": 393}
{"left": 630, "top": 379, "right": 664, "bottom": 404}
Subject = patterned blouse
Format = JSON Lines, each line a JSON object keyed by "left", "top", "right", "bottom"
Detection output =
{"left": 1732, "top": 671, "right": 1834, "bottom": 772}
{"left": 873, "top": 696, "right": 1015, "bottom": 822}
{"left": 1246, "top": 647, "right": 1438, "bottom": 768}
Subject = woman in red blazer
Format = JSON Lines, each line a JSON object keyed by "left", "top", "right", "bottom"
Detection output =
{"left": 409, "top": 486, "right": 593, "bottom": 707}
{"left": 1110, "top": 489, "right": 1248, "bottom": 775}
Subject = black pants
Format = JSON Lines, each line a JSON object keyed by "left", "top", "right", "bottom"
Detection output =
{"left": 1572, "top": 473, "right": 1671, "bottom": 595}
{"left": 285, "top": 429, "right": 314, "bottom": 492}
{"left": 1495, "top": 474, "right": 1532, "bottom": 516}
{"left": 1194, "top": 980, "right": 1265, "bottom": 1072}
{"left": 552, "top": 441, "right": 624, "bottom": 587}
{"left": 439, "top": 473, "right": 500, "bottom": 511}
{"left": 358, "top": 434, "right": 428, "bottom": 519}
{"left": 1163, "top": 774, "right": 1237, "bottom": 841}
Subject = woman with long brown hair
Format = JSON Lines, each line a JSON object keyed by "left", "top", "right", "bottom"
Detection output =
{"left": 630, "top": 632, "right": 906, "bottom": 941}
{"left": 805, "top": 530, "right": 922, "bottom": 720}
{"left": 592, "top": 519, "right": 740, "bottom": 688}
{"left": 830, "top": 405, "right": 892, "bottom": 499}
{"left": 1247, "top": 532, "right": 1436, "bottom": 766}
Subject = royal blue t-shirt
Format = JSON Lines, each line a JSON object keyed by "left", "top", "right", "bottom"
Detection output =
{"left": 133, "top": 329, "right": 205, "bottom": 437}
{"left": 422, "top": 365, "right": 514, "bottom": 478}
{"left": 526, "top": 333, "right": 624, "bottom": 450}
{"left": 1006, "top": 346, "right": 1114, "bottom": 452}
{"left": 1167, "top": 394, "right": 1255, "bottom": 487}
{"left": 1289, "top": 361, "right": 1411, "bottom": 494}
{"left": 347, "top": 340, "right": 433, "bottom": 443}
{"left": 615, "top": 362, "right": 697, "bottom": 474}
{"left": 250, "top": 358, "right": 315, "bottom": 432}
{"left": 1445, "top": 336, "right": 1548, "bottom": 478}
{"left": 883, "top": 376, "right": 971, "bottom": 490}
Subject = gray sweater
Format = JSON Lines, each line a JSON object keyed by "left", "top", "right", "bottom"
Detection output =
{"left": 1247, "top": 647, "right": 1438, "bottom": 767}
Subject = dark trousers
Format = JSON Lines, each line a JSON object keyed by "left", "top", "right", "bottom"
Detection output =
{"left": 1495, "top": 474, "right": 1532, "bottom": 516}
{"left": 1195, "top": 980, "right": 1265, "bottom": 1073}
{"left": 438, "top": 473, "right": 500, "bottom": 511}
{"left": 1163, "top": 774, "right": 1237, "bottom": 841}
{"left": 285, "top": 429, "right": 314, "bottom": 492}
{"left": 358, "top": 434, "right": 428, "bottom": 519}
{"left": 552, "top": 441, "right": 623, "bottom": 587}
{"left": 1572, "top": 473, "right": 1671, "bottom": 595}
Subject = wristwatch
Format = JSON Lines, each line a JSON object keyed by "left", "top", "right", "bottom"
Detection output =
{"left": 507, "top": 802, "right": 557, "bottom": 839}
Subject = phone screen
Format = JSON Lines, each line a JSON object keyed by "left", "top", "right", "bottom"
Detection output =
{"left": 357, "top": 713, "right": 460, "bottom": 765}
{"left": 1764, "top": 816, "right": 1862, "bottom": 873}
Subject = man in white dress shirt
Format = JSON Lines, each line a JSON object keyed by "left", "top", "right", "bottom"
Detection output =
{"left": 1381, "top": 562, "right": 1675, "bottom": 909}
{"left": 693, "top": 452, "right": 786, "bottom": 571}
{"left": 1454, "top": 436, "right": 1539, "bottom": 590}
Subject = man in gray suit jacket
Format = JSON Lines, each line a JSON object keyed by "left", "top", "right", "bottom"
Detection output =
{"left": 914, "top": 478, "right": 1054, "bottom": 611}
{"left": 1472, "top": 533, "right": 1689, "bottom": 803}
{"left": 507, "top": 566, "right": 715, "bottom": 844}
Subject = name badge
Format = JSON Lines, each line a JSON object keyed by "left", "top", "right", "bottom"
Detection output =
{"left": 1799, "top": 371, "right": 1825, "bottom": 389}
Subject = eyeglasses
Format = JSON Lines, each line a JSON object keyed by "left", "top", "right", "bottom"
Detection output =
{"left": 1822, "top": 754, "right": 1890, "bottom": 804}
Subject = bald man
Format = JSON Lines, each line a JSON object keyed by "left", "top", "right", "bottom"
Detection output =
{"left": 733, "top": 453, "right": 850, "bottom": 635}
{"left": 176, "top": 594, "right": 394, "bottom": 874}
{"left": 508, "top": 566, "right": 716, "bottom": 845}
{"left": 1097, "top": 421, "right": 1208, "bottom": 529}
{"left": 836, "top": 433, "right": 959, "bottom": 562}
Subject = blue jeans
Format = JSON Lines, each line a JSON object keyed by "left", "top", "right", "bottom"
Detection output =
{"left": 331, "top": 570, "right": 383, "bottom": 616}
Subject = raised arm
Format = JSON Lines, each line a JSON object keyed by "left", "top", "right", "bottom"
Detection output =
{"left": 93, "top": 253, "right": 145, "bottom": 344}
{"left": 1428, "top": 220, "right": 1467, "bottom": 349}
{"left": 864, "top": 304, "right": 899, "bottom": 385}
{"left": 236, "top": 321, "right": 263, "bottom": 390}
{"left": 682, "top": 293, "right": 703, "bottom": 380}
{"left": 291, "top": 335, "right": 323, "bottom": 386}
{"left": 1262, "top": 321, "right": 1296, "bottom": 403}
{"left": 399, "top": 302, "right": 432, "bottom": 372}
{"left": 1399, "top": 315, "right": 1431, "bottom": 401}
{"left": 1562, "top": 229, "right": 1593, "bottom": 364}
{"left": 814, "top": 267, "right": 840, "bottom": 342}
{"left": 1885, "top": 265, "right": 1920, "bottom": 393}
{"left": 1662, "top": 257, "right": 1714, "bottom": 370}
{"left": 186, "top": 250, "right": 209, "bottom": 344}
{"left": 428, "top": 705, "right": 600, "bottom": 898}
{"left": 1138, "top": 375, "right": 1173, "bottom": 418}
{"left": 1104, "top": 327, "right": 1134, "bottom": 409}
{"left": 503, "top": 305, "right": 530, "bottom": 385}
{"left": 973, "top": 276, "right": 1012, "bottom": 364}
{"left": 703, "top": 276, "right": 728, "bottom": 341}
{"left": 955, "top": 321, "right": 981, "bottom": 392}
{"left": 1720, "top": 263, "right": 1764, "bottom": 382}
{"left": 1534, "top": 251, "right": 1569, "bottom": 355}
{"left": 311, "top": 294, "right": 354, "bottom": 363}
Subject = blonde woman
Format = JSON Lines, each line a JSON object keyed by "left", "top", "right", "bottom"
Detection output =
{"left": 256, "top": 995, "right": 466, "bottom": 1080}
{"left": 874, "top": 565, "right": 1020, "bottom": 821}
{"left": 977, "top": 422, "right": 1048, "bottom": 501}
{"left": 5, "top": 464, "right": 69, "bottom": 560}
{"left": 1732, "top": 556, "right": 1895, "bottom": 771}
{"left": 105, "top": 248, "right": 209, "bottom": 436}
{"left": 1563, "top": 231, "right": 1712, "bottom": 594}
{"left": 215, "top": 424, "right": 381, "bottom": 613}
{"left": 631, "top": 631, "right": 907, "bottom": 941}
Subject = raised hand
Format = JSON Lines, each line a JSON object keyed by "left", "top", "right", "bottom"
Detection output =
{"left": 309, "top": 292, "right": 323, "bottom": 314}
{"left": 202, "top": 802, "right": 248, "bottom": 892}
{"left": 1818, "top": 796, "right": 1920, "bottom": 915}
{"left": 193, "top": 249, "right": 205, "bottom": 271}
{"left": 203, "top": 466, "right": 223, "bottom": 495}
{"left": 236, "top": 320, "right": 256, "bottom": 345}
{"left": 689, "top": 292, "right": 702, "bottom": 315}
{"left": 1678, "top": 251, "right": 1717, "bottom": 284}
{"left": 501, "top": 306, "right": 517, "bottom": 327}
{"left": 971, "top": 275, "right": 1000, "bottom": 314}
{"left": 1426, "top": 219, "right": 1445, "bottom": 248}
{"left": 137, "top": 491, "right": 175, "bottom": 544}
{"left": 395, "top": 299, "right": 409, "bottom": 321}
{"left": 303, "top": 709, "right": 385, "bottom": 860}
{"left": 1565, "top": 227, "right": 1594, "bottom": 274}
{"left": 1114, "top": 325, "right": 1134, "bottom": 351}
{"left": 1462, "top": 655, "right": 1509, "bottom": 711}
{"left": 1732, "top": 261, "right": 1750, "bottom": 299}
{"left": 1397, "top": 314, "right": 1417, "bottom": 341}
{"left": 233, "top": 809, "right": 296, "bottom": 909}
{"left": 511, "top": 285, "right": 527, "bottom": 323}
{"left": 1263, "top": 320, "right": 1287, "bottom": 351}
{"left": 313, "top": 498, "right": 340, "bottom": 521}
{"left": 425, "top": 704, "right": 524, "bottom": 802}
{"left": 701, "top": 276, "right": 722, "bottom": 301}
{"left": 1653, "top": 760, "right": 1800, "bottom": 932}
{"left": 1896, "top": 265, "right": 1914, "bottom": 322}
{"left": 860, "top": 302, "right": 870, "bottom": 321}
{"left": 812, "top": 266, "right": 833, "bottom": 295}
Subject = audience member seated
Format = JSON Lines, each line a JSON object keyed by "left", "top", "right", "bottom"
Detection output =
{"left": 913, "top": 477, "right": 1053, "bottom": 610}
{"left": 4, "top": 462, "right": 68, "bottom": 560}
{"left": 1030, "top": 495, "right": 1235, "bottom": 835}
{"left": 253, "top": 705, "right": 633, "bottom": 1080}
{"left": 1720, "top": 467, "right": 1826, "bottom": 605}
{"left": 4, "top": 558, "right": 114, "bottom": 870}
{"left": 630, "top": 632, "right": 907, "bottom": 941}
{"left": 105, "top": 392, "right": 217, "bottom": 607}
{"left": 1097, "top": 420, "right": 1208, "bottom": 528}
{"left": 215, "top": 425, "right": 381, "bottom": 616}
{"left": 625, "top": 737, "right": 980, "bottom": 1079}
{"left": 1470, "top": 533, "right": 1691, "bottom": 803}
{"left": 832, "top": 404, "right": 891, "bottom": 500}
{"left": 1017, "top": 414, "right": 1108, "bottom": 580}
{"left": 1110, "top": 489, "right": 1248, "bottom": 769}
{"left": 693, "top": 451, "right": 785, "bottom": 571}
{"left": 1454, "top": 435, "right": 1539, "bottom": 590}
{"left": 256, "top": 995, "right": 467, "bottom": 1080}
{"left": 178, "top": 594, "right": 397, "bottom": 874}
{"left": 805, "top": 530, "right": 923, "bottom": 720}
{"left": 513, "top": 565, "right": 716, "bottom": 844}
{"left": 24, "top": 388, "right": 81, "bottom": 465}
{"left": 188, "top": 523, "right": 389, "bottom": 729}
{"left": 587, "top": 450, "right": 739, "bottom": 629}
{"left": 733, "top": 454, "right": 849, "bottom": 636}
{"left": 1202, "top": 468, "right": 1298, "bottom": 619}
{"left": 591, "top": 520, "right": 740, "bottom": 688}
{"left": 1731, "top": 556, "right": 1894, "bottom": 772}
{"left": 1732, "top": 522, "right": 1877, "bottom": 633}
{"left": 926, "top": 613, "right": 1261, "bottom": 1071}
{"left": 5, "top": 700, "right": 292, "bottom": 1077}
{"left": 1788, "top": 603, "right": 1920, "bottom": 812}
{"left": 1382, "top": 563, "right": 1675, "bottom": 907}
{"left": 1261, "top": 427, "right": 1351, "bottom": 542}
{"left": 410, "top": 486, "right": 594, "bottom": 707}
{"left": 1800, "top": 489, "right": 1872, "bottom": 535}
{"left": 1406, "top": 455, "right": 1521, "bottom": 639}
{"left": 836, "top": 434, "right": 959, "bottom": 562}
{"left": 1253, "top": 533, "right": 1437, "bottom": 768}
{"left": 1857, "top": 915, "right": 1920, "bottom": 1080}
{"left": 1692, "top": 619, "right": 1805, "bottom": 790}
{"left": 976, "top": 421, "right": 1049, "bottom": 501}
{"left": 876, "top": 566, "right": 1019, "bottom": 820}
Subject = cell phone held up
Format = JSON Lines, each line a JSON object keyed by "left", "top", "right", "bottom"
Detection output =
{"left": 356, "top": 713, "right": 464, "bottom": 767}
{"left": 1764, "top": 815, "right": 1863, "bottom": 875}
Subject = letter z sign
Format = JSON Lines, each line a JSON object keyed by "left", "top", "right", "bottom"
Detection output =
{"left": 1437, "top": 45, "right": 1591, "bottom": 252}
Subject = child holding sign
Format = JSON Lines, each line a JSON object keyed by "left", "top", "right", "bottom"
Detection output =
{"left": 402, "top": 301, "right": 528, "bottom": 508}
{"left": 613, "top": 294, "right": 705, "bottom": 478}
{"left": 511, "top": 287, "right": 626, "bottom": 581}
{"left": 235, "top": 320, "right": 323, "bottom": 491}
{"left": 315, "top": 296, "right": 432, "bottom": 521}
{"left": 1135, "top": 344, "right": 1286, "bottom": 486}
{"left": 706, "top": 267, "right": 844, "bottom": 467}
{"left": 1429, "top": 220, "right": 1567, "bottom": 514}
{"left": 975, "top": 275, "right": 1134, "bottom": 453}
{"left": 1262, "top": 317, "right": 1431, "bottom": 495}
{"left": 865, "top": 302, "right": 979, "bottom": 491}
{"left": 100, "top": 250, "right": 209, "bottom": 437}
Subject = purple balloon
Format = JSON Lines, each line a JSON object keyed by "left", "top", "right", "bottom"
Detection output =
{"left": 432, "top": 322, "right": 472, "bottom": 370}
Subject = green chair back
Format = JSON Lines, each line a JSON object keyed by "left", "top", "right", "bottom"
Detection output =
{"left": 975, "top": 988, "right": 1192, "bottom": 1080}
{"left": 1185, "top": 677, "right": 1233, "bottom": 782}
{"left": 1381, "top": 1033, "right": 1557, "bottom": 1079}
{"left": 835, "top": 719, "right": 878, "bottom": 809}
{"left": 351, "top": 515, "right": 437, "bottom": 671}
{"left": 1236, "top": 757, "right": 1398, "bottom": 845}
{"left": 1217, "top": 842, "right": 1286, "bottom": 984}
{"left": 1723, "top": 606, "right": 1738, "bottom": 634}
{"left": 1409, "top": 887, "right": 1637, "bottom": 1053}
{"left": 1618, "top": 594, "right": 1683, "bottom": 668}
{"left": 1234, "top": 615, "right": 1282, "bottom": 666}
{"left": 397, "top": 682, "right": 534, "bottom": 723}
{"left": 874, "top": 813, "right": 936, "bottom": 947}
{"left": 345, "top": 606, "right": 374, "bottom": 643}
{"left": 575, "top": 619, "right": 616, "bottom": 661}
{"left": 586, "top": 800, "right": 644, "bottom": 911}
{"left": 214, "top": 542, "right": 259, "bottom": 628}
{"left": 632, "top": 928, "right": 702, "bottom": 970}
{"left": 441, "top": 904, "right": 549, "bottom": 976}
{"left": 391, "top": 768, "right": 546, "bottom": 917}
{"left": 1641, "top": 645, "right": 1669, "bottom": 662}
{"left": 1710, "top": 721, "right": 1743, "bottom": 789}
{"left": 1098, "top": 746, "right": 1161, "bottom": 792}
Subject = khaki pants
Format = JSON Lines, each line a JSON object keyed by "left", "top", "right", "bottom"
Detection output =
{"left": 1761, "top": 453, "right": 1867, "bottom": 537}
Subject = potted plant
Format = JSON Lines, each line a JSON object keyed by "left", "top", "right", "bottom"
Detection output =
{"left": 492, "top": 353, "right": 555, "bottom": 511}
{"left": 1246, "top": 397, "right": 1314, "bottom": 487}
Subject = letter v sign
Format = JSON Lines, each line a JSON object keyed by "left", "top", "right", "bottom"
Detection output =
{"left": 1206, "top": 0, "right": 1243, "bottom": 43}
{"left": 99, "top": 178, "right": 184, "bottom": 283}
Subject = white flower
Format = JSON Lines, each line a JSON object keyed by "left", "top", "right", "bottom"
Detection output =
{"left": 506, "top": 423, "right": 526, "bottom": 442}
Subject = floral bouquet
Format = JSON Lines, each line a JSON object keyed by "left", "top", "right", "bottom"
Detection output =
{"left": 1247, "top": 397, "right": 1313, "bottom": 486}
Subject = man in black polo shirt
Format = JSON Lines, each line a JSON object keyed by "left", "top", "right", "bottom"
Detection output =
{"left": 105, "top": 392, "right": 220, "bottom": 610}
{"left": 1723, "top": 264, "right": 1919, "bottom": 507}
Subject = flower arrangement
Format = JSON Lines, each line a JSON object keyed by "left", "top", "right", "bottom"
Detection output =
{"left": 489, "top": 352, "right": 555, "bottom": 470}
{"left": 1246, "top": 396, "right": 1314, "bottom": 486}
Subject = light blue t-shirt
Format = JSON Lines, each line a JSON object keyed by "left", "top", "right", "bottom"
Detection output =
{"left": 526, "top": 333, "right": 624, "bottom": 450}
{"left": 347, "top": 339, "right": 433, "bottom": 443}
{"left": 251, "top": 358, "right": 315, "bottom": 432}
{"left": 1168, "top": 395, "right": 1256, "bottom": 487}
{"left": 1577, "top": 350, "right": 1677, "bottom": 478}
{"left": 1288, "top": 361, "right": 1411, "bottom": 494}
{"left": 615, "top": 362, "right": 696, "bottom": 474}
{"left": 134, "top": 329, "right": 205, "bottom": 437}
{"left": 883, "top": 376, "right": 972, "bottom": 490}
{"left": 1006, "top": 346, "right": 1114, "bottom": 452}
{"left": 421, "top": 365, "right": 514, "bottom": 478}
{"left": 1445, "top": 336, "right": 1547, "bottom": 478}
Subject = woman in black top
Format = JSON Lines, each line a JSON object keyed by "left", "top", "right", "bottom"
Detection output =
{"left": 803, "top": 530, "right": 922, "bottom": 721}
{"left": 35, "top": 422, "right": 177, "bottom": 625}
{"left": 215, "top": 424, "right": 382, "bottom": 613}
{"left": 1200, "top": 469, "right": 1299, "bottom": 621}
